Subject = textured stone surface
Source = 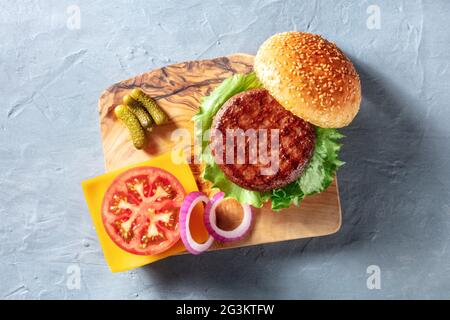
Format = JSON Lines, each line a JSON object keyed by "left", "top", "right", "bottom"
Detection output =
{"left": 1, "top": 0, "right": 450, "bottom": 299}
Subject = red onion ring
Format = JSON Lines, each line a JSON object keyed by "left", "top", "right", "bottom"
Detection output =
{"left": 179, "top": 192, "right": 214, "bottom": 255}
{"left": 204, "top": 192, "right": 253, "bottom": 242}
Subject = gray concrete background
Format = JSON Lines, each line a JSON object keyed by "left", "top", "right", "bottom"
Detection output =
{"left": 1, "top": 0, "right": 449, "bottom": 299}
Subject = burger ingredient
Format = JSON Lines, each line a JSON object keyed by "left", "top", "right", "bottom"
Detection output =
{"left": 204, "top": 192, "right": 253, "bottom": 242}
{"left": 179, "top": 192, "right": 214, "bottom": 255}
{"left": 131, "top": 88, "right": 168, "bottom": 125}
{"left": 210, "top": 88, "right": 315, "bottom": 192}
{"left": 101, "top": 166, "right": 185, "bottom": 255}
{"left": 255, "top": 32, "right": 361, "bottom": 128}
{"left": 123, "top": 95, "right": 154, "bottom": 130}
{"left": 114, "top": 105, "right": 146, "bottom": 150}
{"left": 192, "top": 72, "right": 344, "bottom": 210}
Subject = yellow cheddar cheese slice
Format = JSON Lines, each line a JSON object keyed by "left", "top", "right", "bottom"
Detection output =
{"left": 82, "top": 152, "right": 208, "bottom": 272}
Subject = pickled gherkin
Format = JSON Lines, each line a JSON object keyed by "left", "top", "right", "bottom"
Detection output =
{"left": 123, "top": 95, "right": 154, "bottom": 130}
{"left": 130, "top": 88, "right": 168, "bottom": 125}
{"left": 114, "top": 105, "right": 146, "bottom": 150}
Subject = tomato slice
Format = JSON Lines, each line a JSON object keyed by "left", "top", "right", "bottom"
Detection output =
{"left": 102, "top": 166, "right": 185, "bottom": 255}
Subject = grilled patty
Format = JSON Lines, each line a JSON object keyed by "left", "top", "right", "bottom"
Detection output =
{"left": 210, "top": 88, "right": 316, "bottom": 192}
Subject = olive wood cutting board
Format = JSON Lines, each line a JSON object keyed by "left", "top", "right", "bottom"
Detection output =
{"left": 98, "top": 53, "right": 341, "bottom": 252}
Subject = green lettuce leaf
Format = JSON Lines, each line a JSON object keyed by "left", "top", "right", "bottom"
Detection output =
{"left": 192, "top": 72, "right": 344, "bottom": 211}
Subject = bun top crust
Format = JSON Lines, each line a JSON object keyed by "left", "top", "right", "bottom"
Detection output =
{"left": 254, "top": 32, "right": 361, "bottom": 128}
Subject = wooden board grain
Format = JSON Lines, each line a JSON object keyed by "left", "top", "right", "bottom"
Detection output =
{"left": 98, "top": 53, "right": 341, "bottom": 251}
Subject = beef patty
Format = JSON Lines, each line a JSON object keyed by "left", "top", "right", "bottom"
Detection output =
{"left": 210, "top": 88, "right": 316, "bottom": 192}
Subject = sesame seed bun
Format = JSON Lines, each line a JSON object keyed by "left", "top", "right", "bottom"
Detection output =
{"left": 254, "top": 32, "right": 361, "bottom": 128}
